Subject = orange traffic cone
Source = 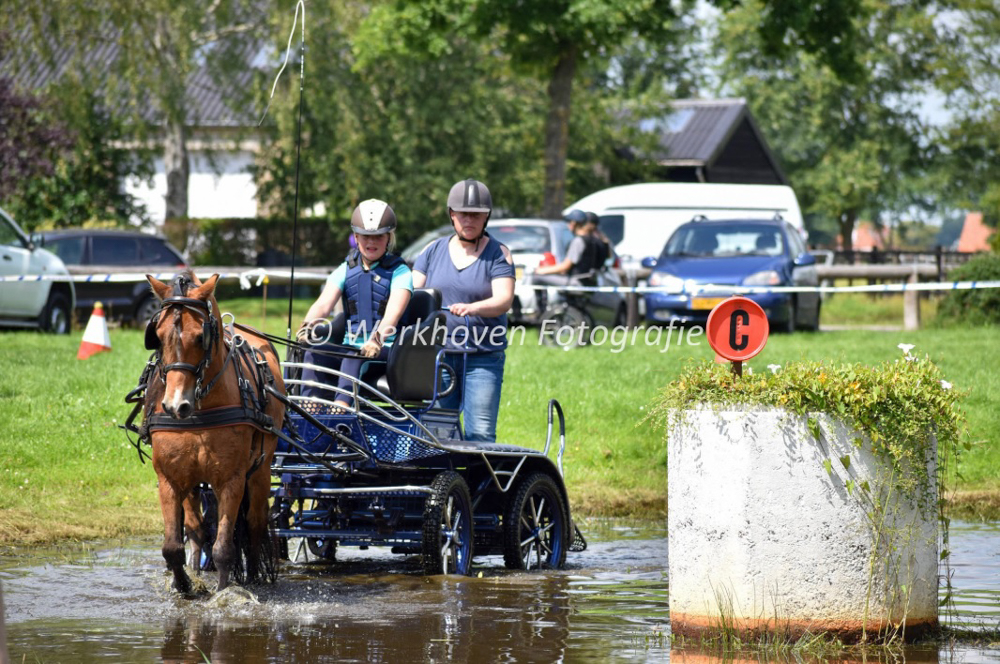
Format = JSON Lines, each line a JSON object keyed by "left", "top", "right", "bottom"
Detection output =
{"left": 77, "top": 302, "right": 112, "bottom": 360}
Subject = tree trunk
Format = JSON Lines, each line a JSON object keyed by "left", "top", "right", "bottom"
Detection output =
{"left": 164, "top": 117, "right": 189, "bottom": 220}
{"left": 542, "top": 47, "right": 577, "bottom": 219}
{"left": 839, "top": 209, "right": 857, "bottom": 253}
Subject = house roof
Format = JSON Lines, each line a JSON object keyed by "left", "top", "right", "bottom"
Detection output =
{"left": 634, "top": 98, "right": 788, "bottom": 185}
{"left": 1, "top": 27, "right": 266, "bottom": 128}
{"left": 957, "top": 212, "right": 995, "bottom": 253}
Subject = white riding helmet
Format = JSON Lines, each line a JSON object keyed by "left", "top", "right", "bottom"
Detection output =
{"left": 351, "top": 199, "right": 397, "bottom": 235}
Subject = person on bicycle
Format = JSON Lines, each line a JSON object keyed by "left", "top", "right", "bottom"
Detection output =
{"left": 298, "top": 199, "right": 413, "bottom": 411}
{"left": 533, "top": 209, "right": 601, "bottom": 284}
{"left": 412, "top": 178, "right": 515, "bottom": 442}
{"left": 585, "top": 211, "right": 614, "bottom": 269}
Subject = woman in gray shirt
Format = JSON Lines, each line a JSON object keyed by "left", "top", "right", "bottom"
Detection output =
{"left": 412, "top": 179, "right": 515, "bottom": 441}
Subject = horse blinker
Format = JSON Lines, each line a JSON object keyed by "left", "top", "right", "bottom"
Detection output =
{"left": 145, "top": 313, "right": 162, "bottom": 350}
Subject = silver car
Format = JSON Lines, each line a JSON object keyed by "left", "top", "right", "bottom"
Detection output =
{"left": 401, "top": 218, "right": 625, "bottom": 326}
{"left": 0, "top": 206, "right": 76, "bottom": 333}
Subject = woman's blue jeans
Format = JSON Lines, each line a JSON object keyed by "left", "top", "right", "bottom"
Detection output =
{"left": 440, "top": 351, "right": 506, "bottom": 442}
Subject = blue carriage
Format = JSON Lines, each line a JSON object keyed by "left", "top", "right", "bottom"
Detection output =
{"left": 270, "top": 288, "right": 586, "bottom": 574}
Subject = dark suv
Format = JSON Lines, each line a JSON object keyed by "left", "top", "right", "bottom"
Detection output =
{"left": 35, "top": 229, "right": 187, "bottom": 325}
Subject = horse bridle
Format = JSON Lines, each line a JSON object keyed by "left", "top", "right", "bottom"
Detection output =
{"left": 145, "top": 296, "right": 230, "bottom": 401}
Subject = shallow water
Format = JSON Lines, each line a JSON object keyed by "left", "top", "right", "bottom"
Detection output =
{"left": 1, "top": 520, "right": 998, "bottom": 663}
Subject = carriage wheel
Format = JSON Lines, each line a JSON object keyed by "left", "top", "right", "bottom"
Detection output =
{"left": 421, "top": 471, "right": 474, "bottom": 575}
{"left": 306, "top": 538, "right": 337, "bottom": 561}
{"left": 503, "top": 473, "right": 569, "bottom": 570}
{"left": 269, "top": 500, "right": 290, "bottom": 561}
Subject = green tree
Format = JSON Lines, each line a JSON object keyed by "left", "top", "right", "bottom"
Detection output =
{"left": 714, "top": 0, "right": 956, "bottom": 250}
{"left": 933, "top": 0, "right": 1000, "bottom": 228}
{"left": 354, "top": 0, "right": 683, "bottom": 219}
{"left": 254, "top": 1, "right": 552, "bottom": 244}
{"left": 0, "top": 75, "right": 149, "bottom": 229}
{"left": 352, "top": 0, "right": 875, "bottom": 219}
{"left": 9, "top": 0, "right": 266, "bottom": 220}
{"left": 0, "top": 76, "right": 73, "bottom": 216}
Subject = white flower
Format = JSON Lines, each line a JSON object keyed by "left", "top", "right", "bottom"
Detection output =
{"left": 767, "top": 364, "right": 781, "bottom": 374}
{"left": 941, "top": 380, "right": 953, "bottom": 390}
{"left": 897, "top": 343, "right": 915, "bottom": 355}
{"left": 747, "top": 366, "right": 753, "bottom": 375}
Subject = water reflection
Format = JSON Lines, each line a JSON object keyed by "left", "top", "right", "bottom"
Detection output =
{"left": 1, "top": 520, "right": 999, "bottom": 662}
{"left": 158, "top": 575, "right": 575, "bottom": 663}
{"left": 669, "top": 647, "right": 944, "bottom": 663}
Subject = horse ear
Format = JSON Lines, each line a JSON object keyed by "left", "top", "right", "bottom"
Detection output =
{"left": 147, "top": 275, "right": 170, "bottom": 301}
{"left": 191, "top": 274, "right": 220, "bottom": 301}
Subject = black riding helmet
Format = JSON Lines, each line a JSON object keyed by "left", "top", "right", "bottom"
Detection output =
{"left": 564, "top": 209, "right": 587, "bottom": 225}
{"left": 447, "top": 179, "right": 492, "bottom": 244}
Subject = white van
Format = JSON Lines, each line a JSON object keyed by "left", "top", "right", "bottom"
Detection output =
{"left": 566, "top": 183, "right": 804, "bottom": 267}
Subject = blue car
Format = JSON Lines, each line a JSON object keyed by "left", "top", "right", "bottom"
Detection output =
{"left": 642, "top": 218, "right": 821, "bottom": 332}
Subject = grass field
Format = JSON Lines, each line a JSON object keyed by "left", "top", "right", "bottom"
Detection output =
{"left": 1, "top": 295, "right": 998, "bottom": 545}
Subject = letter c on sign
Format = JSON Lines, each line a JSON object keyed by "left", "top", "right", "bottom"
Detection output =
{"left": 706, "top": 297, "right": 768, "bottom": 362}
{"left": 729, "top": 310, "right": 750, "bottom": 351}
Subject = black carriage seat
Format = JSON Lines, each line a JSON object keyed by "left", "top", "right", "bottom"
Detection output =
{"left": 375, "top": 288, "right": 448, "bottom": 403}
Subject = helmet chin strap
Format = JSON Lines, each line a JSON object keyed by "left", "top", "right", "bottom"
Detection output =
{"left": 451, "top": 210, "right": 488, "bottom": 245}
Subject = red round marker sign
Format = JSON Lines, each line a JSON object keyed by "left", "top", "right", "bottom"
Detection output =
{"left": 706, "top": 297, "right": 769, "bottom": 362}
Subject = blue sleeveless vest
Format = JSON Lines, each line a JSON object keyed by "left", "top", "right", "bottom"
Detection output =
{"left": 343, "top": 249, "right": 403, "bottom": 341}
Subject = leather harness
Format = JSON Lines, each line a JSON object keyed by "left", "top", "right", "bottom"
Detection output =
{"left": 124, "top": 282, "right": 278, "bottom": 464}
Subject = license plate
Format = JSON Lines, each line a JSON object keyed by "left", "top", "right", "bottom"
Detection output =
{"left": 691, "top": 297, "right": 727, "bottom": 310}
{"left": 515, "top": 266, "right": 525, "bottom": 280}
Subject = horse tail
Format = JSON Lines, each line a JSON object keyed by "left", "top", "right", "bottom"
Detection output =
{"left": 233, "top": 479, "right": 278, "bottom": 586}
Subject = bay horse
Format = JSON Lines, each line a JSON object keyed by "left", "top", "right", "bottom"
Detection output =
{"left": 144, "top": 271, "right": 285, "bottom": 594}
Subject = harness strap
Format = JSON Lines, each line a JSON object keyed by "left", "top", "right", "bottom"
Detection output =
{"left": 197, "top": 332, "right": 240, "bottom": 400}
{"left": 147, "top": 405, "right": 274, "bottom": 433}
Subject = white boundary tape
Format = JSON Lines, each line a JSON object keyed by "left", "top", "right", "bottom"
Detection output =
{"left": 520, "top": 280, "right": 1000, "bottom": 295}
{"left": 0, "top": 269, "right": 331, "bottom": 286}
{"left": 3, "top": 269, "right": 999, "bottom": 294}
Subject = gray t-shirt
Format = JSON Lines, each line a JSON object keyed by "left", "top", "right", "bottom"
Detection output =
{"left": 413, "top": 234, "right": 515, "bottom": 352}
{"left": 566, "top": 235, "right": 587, "bottom": 264}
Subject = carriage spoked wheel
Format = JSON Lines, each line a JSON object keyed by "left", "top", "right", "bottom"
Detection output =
{"left": 306, "top": 538, "right": 337, "bottom": 561}
{"left": 503, "top": 473, "right": 569, "bottom": 570}
{"left": 421, "top": 471, "right": 474, "bottom": 575}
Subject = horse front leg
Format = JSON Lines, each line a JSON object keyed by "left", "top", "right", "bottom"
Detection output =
{"left": 183, "top": 488, "right": 206, "bottom": 573}
{"left": 157, "top": 480, "right": 192, "bottom": 595}
{"left": 211, "top": 481, "right": 242, "bottom": 592}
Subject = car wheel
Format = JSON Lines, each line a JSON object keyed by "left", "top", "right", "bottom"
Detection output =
{"left": 804, "top": 301, "right": 821, "bottom": 332}
{"left": 783, "top": 299, "right": 796, "bottom": 334}
{"left": 135, "top": 296, "right": 160, "bottom": 329}
{"left": 41, "top": 292, "right": 71, "bottom": 335}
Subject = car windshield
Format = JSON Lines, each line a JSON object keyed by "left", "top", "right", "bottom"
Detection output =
{"left": 661, "top": 223, "right": 785, "bottom": 259}
{"left": 488, "top": 225, "right": 552, "bottom": 253}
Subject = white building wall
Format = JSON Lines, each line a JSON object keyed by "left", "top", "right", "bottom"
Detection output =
{"left": 127, "top": 148, "right": 258, "bottom": 224}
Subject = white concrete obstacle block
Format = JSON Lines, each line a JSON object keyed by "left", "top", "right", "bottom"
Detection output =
{"left": 668, "top": 406, "right": 938, "bottom": 642}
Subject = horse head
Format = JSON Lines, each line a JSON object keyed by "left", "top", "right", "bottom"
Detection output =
{"left": 146, "top": 271, "right": 222, "bottom": 419}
